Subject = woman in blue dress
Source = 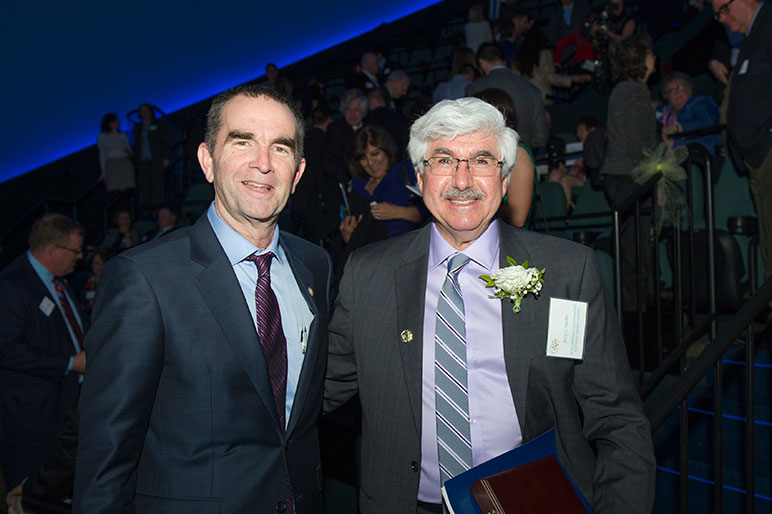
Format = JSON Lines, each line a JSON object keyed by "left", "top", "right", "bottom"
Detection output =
{"left": 345, "top": 125, "right": 424, "bottom": 239}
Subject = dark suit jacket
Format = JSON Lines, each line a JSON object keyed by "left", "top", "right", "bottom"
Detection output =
{"left": 324, "top": 118, "right": 357, "bottom": 184}
{"left": 546, "top": 0, "right": 591, "bottom": 46}
{"left": 465, "top": 68, "right": 549, "bottom": 149}
{"left": 365, "top": 107, "right": 410, "bottom": 160}
{"left": 0, "top": 255, "right": 84, "bottom": 489}
{"left": 727, "top": 1, "right": 772, "bottom": 167}
{"left": 325, "top": 222, "right": 655, "bottom": 513}
{"left": 73, "top": 215, "right": 332, "bottom": 513}
{"left": 132, "top": 119, "right": 170, "bottom": 163}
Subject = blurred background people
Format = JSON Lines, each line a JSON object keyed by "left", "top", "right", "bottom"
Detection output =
{"left": 464, "top": 3, "right": 493, "bottom": 53}
{"left": 658, "top": 71, "right": 722, "bottom": 153}
{"left": 512, "top": 27, "right": 592, "bottom": 105}
{"left": 0, "top": 214, "right": 86, "bottom": 493}
{"left": 97, "top": 209, "right": 140, "bottom": 251}
{"left": 348, "top": 125, "right": 423, "bottom": 239}
{"left": 97, "top": 113, "right": 135, "bottom": 211}
{"left": 80, "top": 248, "right": 111, "bottom": 315}
{"left": 601, "top": 35, "right": 658, "bottom": 312}
{"left": 133, "top": 103, "right": 169, "bottom": 214}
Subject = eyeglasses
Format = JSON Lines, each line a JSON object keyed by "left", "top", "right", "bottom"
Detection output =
{"left": 713, "top": 0, "right": 735, "bottom": 20}
{"left": 423, "top": 156, "right": 503, "bottom": 177}
{"left": 664, "top": 84, "right": 687, "bottom": 96}
{"left": 56, "top": 244, "right": 83, "bottom": 256}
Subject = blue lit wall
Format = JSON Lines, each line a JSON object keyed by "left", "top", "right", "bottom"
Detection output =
{"left": 1, "top": 0, "right": 438, "bottom": 184}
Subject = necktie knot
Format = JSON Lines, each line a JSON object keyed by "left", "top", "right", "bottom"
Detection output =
{"left": 447, "top": 253, "right": 470, "bottom": 283}
{"left": 246, "top": 252, "right": 275, "bottom": 277}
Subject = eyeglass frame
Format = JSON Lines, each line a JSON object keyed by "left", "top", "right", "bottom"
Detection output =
{"left": 713, "top": 0, "right": 736, "bottom": 20}
{"left": 663, "top": 83, "right": 688, "bottom": 97}
{"left": 422, "top": 156, "right": 505, "bottom": 177}
{"left": 56, "top": 244, "right": 84, "bottom": 256}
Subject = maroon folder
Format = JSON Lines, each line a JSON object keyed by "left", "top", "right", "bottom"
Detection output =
{"left": 470, "top": 455, "right": 587, "bottom": 514}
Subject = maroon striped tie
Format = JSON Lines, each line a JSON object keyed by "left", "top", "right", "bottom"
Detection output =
{"left": 246, "top": 253, "right": 293, "bottom": 513}
{"left": 52, "top": 278, "right": 83, "bottom": 352}
{"left": 246, "top": 253, "right": 288, "bottom": 427}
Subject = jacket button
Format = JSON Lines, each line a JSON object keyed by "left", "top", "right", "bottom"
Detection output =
{"left": 411, "top": 460, "right": 418, "bottom": 472}
{"left": 275, "top": 500, "right": 287, "bottom": 512}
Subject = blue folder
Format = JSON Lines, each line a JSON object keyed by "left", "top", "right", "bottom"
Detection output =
{"left": 441, "top": 428, "right": 592, "bottom": 513}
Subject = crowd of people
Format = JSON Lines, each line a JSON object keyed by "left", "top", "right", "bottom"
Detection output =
{"left": 2, "top": 0, "right": 771, "bottom": 512}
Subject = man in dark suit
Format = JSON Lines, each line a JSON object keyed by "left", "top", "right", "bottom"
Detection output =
{"left": 74, "top": 85, "right": 332, "bottom": 513}
{"left": 466, "top": 43, "right": 549, "bottom": 149}
{"left": 145, "top": 205, "right": 180, "bottom": 241}
{"left": 0, "top": 214, "right": 87, "bottom": 491}
{"left": 714, "top": 0, "right": 772, "bottom": 329}
{"left": 364, "top": 87, "right": 409, "bottom": 160}
{"left": 133, "top": 103, "right": 170, "bottom": 210}
{"left": 545, "top": 0, "right": 591, "bottom": 46}
{"left": 325, "top": 98, "right": 654, "bottom": 513}
{"left": 324, "top": 89, "right": 367, "bottom": 187}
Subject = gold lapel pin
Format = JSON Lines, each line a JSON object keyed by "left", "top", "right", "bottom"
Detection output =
{"left": 400, "top": 329, "right": 413, "bottom": 343}
{"left": 307, "top": 286, "right": 314, "bottom": 297}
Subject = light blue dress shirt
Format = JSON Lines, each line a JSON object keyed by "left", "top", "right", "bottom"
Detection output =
{"left": 27, "top": 251, "right": 84, "bottom": 352}
{"left": 418, "top": 220, "right": 522, "bottom": 503}
{"left": 207, "top": 204, "right": 313, "bottom": 428}
{"left": 28, "top": 251, "right": 84, "bottom": 375}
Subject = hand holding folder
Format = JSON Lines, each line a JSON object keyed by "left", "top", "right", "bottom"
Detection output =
{"left": 441, "top": 428, "right": 592, "bottom": 514}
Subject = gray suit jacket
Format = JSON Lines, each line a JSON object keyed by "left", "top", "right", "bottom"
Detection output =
{"left": 465, "top": 68, "right": 549, "bottom": 149}
{"left": 74, "top": 215, "right": 332, "bottom": 513}
{"left": 325, "top": 222, "right": 654, "bottom": 514}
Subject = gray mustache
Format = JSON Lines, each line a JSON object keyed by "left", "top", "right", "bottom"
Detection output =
{"left": 441, "top": 188, "right": 485, "bottom": 200}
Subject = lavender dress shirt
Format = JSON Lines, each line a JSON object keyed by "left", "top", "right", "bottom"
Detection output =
{"left": 418, "top": 220, "right": 522, "bottom": 503}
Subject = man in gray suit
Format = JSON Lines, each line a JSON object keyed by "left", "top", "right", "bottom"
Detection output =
{"left": 465, "top": 43, "right": 549, "bottom": 149}
{"left": 325, "top": 97, "right": 654, "bottom": 514}
{"left": 74, "top": 85, "right": 332, "bottom": 513}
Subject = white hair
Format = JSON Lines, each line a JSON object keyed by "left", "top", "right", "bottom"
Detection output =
{"left": 408, "top": 97, "right": 519, "bottom": 178}
{"left": 340, "top": 89, "right": 368, "bottom": 116}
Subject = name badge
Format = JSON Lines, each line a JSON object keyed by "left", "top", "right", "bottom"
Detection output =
{"left": 39, "top": 296, "right": 55, "bottom": 316}
{"left": 546, "top": 297, "right": 587, "bottom": 360}
{"left": 738, "top": 59, "right": 749, "bottom": 75}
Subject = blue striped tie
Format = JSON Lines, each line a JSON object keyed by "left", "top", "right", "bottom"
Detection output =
{"left": 435, "top": 253, "right": 473, "bottom": 484}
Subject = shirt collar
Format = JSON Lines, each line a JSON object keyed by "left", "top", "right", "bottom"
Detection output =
{"left": 206, "top": 203, "right": 283, "bottom": 266}
{"left": 428, "top": 218, "right": 500, "bottom": 272}
{"left": 27, "top": 250, "right": 55, "bottom": 282}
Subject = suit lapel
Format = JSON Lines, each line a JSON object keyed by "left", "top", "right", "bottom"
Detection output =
{"left": 499, "top": 224, "right": 534, "bottom": 433}
{"left": 23, "top": 257, "right": 74, "bottom": 351}
{"left": 279, "top": 234, "right": 319, "bottom": 435}
{"left": 190, "top": 217, "right": 282, "bottom": 430}
{"left": 395, "top": 226, "right": 431, "bottom": 435}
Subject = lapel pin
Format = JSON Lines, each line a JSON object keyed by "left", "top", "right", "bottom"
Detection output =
{"left": 400, "top": 329, "right": 413, "bottom": 343}
{"left": 307, "top": 286, "right": 314, "bottom": 297}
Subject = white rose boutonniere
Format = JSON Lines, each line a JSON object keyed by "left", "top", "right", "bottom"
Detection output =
{"left": 480, "top": 257, "right": 545, "bottom": 313}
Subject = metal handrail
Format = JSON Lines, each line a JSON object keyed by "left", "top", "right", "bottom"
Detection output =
{"left": 647, "top": 275, "right": 772, "bottom": 431}
{"left": 639, "top": 313, "right": 716, "bottom": 399}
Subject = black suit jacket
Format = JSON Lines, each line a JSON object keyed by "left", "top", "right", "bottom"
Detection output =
{"left": 465, "top": 68, "right": 549, "bottom": 148}
{"left": 727, "top": 1, "right": 772, "bottom": 167}
{"left": 324, "top": 118, "right": 357, "bottom": 184}
{"left": 133, "top": 119, "right": 170, "bottom": 163}
{"left": 0, "top": 254, "right": 84, "bottom": 489}
{"left": 365, "top": 107, "right": 410, "bottom": 160}
{"left": 74, "top": 215, "right": 332, "bottom": 513}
